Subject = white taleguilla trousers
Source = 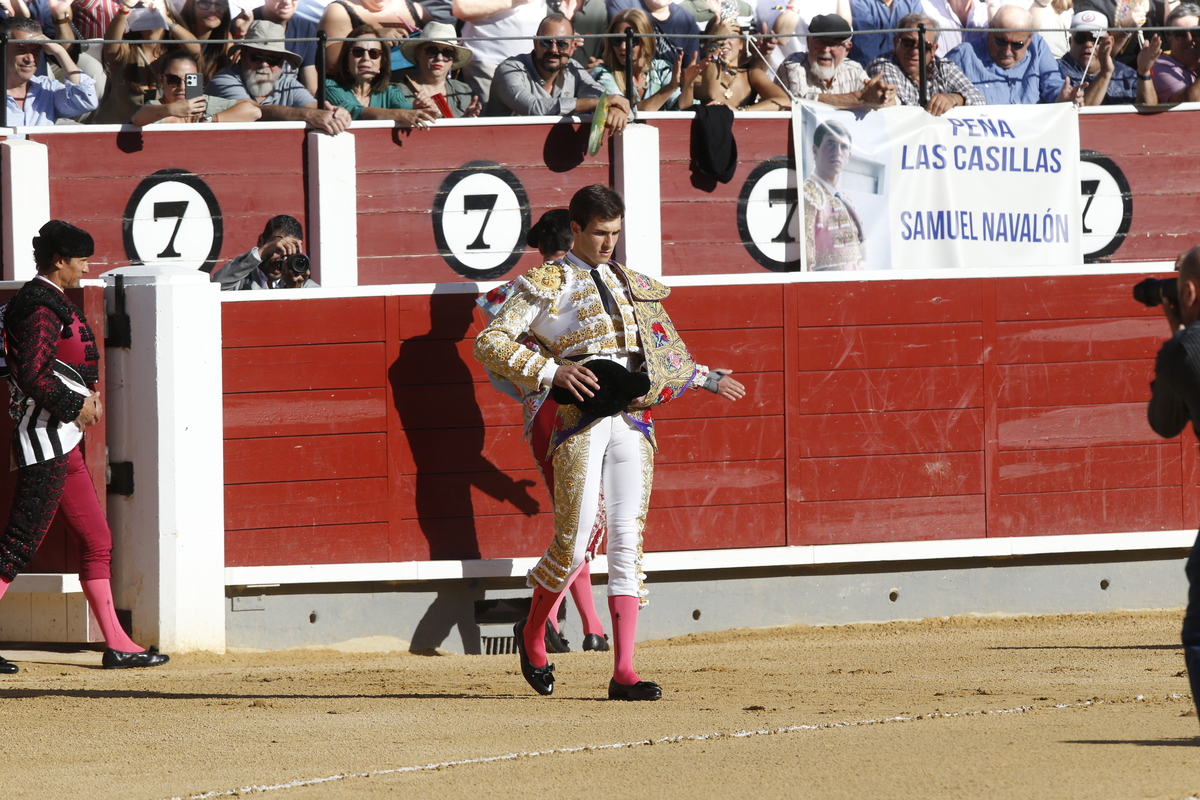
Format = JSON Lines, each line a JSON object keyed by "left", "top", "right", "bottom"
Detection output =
{"left": 529, "top": 414, "right": 654, "bottom": 603}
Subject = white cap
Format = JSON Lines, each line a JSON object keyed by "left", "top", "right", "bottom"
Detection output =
{"left": 1070, "top": 9, "right": 1108, "bottom": 31}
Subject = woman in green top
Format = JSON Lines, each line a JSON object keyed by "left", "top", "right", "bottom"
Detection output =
{"left": 323, "top": 25, "right": 437, "bottom": 127}
{"left": 590, "top": 8, "right": 704, "bottom": 112}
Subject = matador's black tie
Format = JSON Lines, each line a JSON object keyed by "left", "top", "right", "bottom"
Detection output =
{"left": 589, "top": 267, "right": 615, "bottom": 316}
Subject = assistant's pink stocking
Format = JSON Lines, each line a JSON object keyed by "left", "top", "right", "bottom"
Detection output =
{"left": 523, "top": 584, "right": 561, "bottom": 668}
{"left": 81, "top": 579, "right": 141, "bottom": 652}
{"left": 0, "top": 576, "right": 10, "bottom": 603}
{"left": 570, "top": 561, "right": 605, "bottom": 636}
{"left": 609, "top": 594, "right": 641, "bottom": 685}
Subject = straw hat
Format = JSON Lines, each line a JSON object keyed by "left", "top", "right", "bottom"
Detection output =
{"left": 400, "top": 22, "right": 474, "bottom": 70}
{"left": 233, "top": 20, "right": 303, "bottom": 71}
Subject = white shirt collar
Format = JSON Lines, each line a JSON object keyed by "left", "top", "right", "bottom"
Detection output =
{"left": 564, "top": 250, "right": 605, "bottom": 272}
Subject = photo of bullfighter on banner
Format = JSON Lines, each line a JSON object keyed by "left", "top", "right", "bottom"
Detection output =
{"left": 796, "top": 103, "right": 894, "bottom": 271}
{"left": 790, "top": 101, "right": 1084, "bottom": 271}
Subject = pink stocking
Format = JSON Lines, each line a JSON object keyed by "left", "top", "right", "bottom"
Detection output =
{"left": 546, "top": 570, "right": 577, "bottom": 634}
{"left": 523, "top": 583, "right": 561, "bottom": 668}
{"left": 609, "top": 594, "right": 641, "bottom": 685}
{"left": 570, "top": 561, "right": 605, "bottom": 636}
{"left": 81, "top": 579, "right": 141, "bottom": 652}
{"left": 0, "top": 576, "right": 9, "bottom": 603}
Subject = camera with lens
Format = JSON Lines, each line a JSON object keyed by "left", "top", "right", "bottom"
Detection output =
{"left": 1133, "top": 277, "right": 1178, "bottom": 308}
{"left": 284, "top": 253, "right": 310, "bottom": 276}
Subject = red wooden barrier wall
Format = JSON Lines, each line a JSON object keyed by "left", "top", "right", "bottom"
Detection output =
{"left": 20, "top": 109, "right": 1200, "bottom": 287}
{"left": 28, "top": 128, "right": 309, "bottom": 274}
{"left": 222, "top": 273, "right": 1189, "bottom": 569}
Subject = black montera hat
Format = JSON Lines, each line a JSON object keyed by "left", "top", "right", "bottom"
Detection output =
{"left": 551, "top": 359, "right": 651, "bottom": 418}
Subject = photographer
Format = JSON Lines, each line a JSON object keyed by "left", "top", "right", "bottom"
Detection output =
{"left": 211, "top": 215, "right": 318, "bottom": 290}
{"left": 1147, "top": 246, "right": 1200, "bottom": 723}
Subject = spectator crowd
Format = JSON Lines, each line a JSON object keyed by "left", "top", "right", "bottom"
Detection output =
{"left": 0, "top": 0, "right": 1193, "bottom": 130}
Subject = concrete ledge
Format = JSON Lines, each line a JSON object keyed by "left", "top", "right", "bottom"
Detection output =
{"left": 9, "top": 573, "right": 82, "bottom": 593}
{"left": 225, "top": 529, "right": 1198, "bottom": 588}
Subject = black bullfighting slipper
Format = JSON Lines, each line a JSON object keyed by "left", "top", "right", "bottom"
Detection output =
{"left": 608, "top": 678, "right": 662, "bottom": 701}
{"left": 544, "top": 621, "right": 571, "bottom": 654}
{"left": 102, "top": 646, "right": 170, "bottom": 670}
{"left": 0, "top": 655, "right": 17, "bottom": 674}
{"left": 514, "top": 620, "right": 554, "bottom": 696}
{"left": 582, "top": 633, "right": 610, "bottom": 652}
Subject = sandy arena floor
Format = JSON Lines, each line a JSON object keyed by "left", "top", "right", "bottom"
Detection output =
{"left": 2, "top": 610, "right": 1199, "bottom": 799}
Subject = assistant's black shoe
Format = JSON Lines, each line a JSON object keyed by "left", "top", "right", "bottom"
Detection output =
{"left": 582, "top": 633, "right": 610, "bottom": 652}
{"left": 608, "top": 678, "right": 662, "bottom": 701}
{"left": 514, "top": 620, "right": 555, "bottom": 696}
{"left": 0, "top": 655, "right": 17, "bottom": 674}
{"left": 102, "top": 646, "right": 170, "bottom": 670}
{"left": 544, "top": 621, "right": 572, "bottom": 654}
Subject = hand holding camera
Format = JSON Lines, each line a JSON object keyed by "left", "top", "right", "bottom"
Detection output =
{"left": 259, "top": 234, "right": 303, "bottom": 263}
{"left": 259, "top": 234, "right": 310, "bottom": 288}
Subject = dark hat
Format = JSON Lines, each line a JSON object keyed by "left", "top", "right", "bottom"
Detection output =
{"left": 33, "top": 220, "right": 93, "bottom": 260}
{"left": 551, "top": 359, "right": 651, "bottom": 418}
{"left": 690, "top": 104, "right": 738, "bottom": 184}
{"left": 807, "top": 14, "right": 852, "bottom": 37}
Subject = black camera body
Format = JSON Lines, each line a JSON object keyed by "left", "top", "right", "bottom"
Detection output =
{"left": 1133, "top": 277, "right": 1178, "bottom": 308}
{"left": 284, "top": 253, "right": 310, "bottom": 276}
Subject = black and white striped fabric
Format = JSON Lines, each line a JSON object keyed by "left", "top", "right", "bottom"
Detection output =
{"left": 0, "top": 302, "right": 89, "bottom": 468}
{"left": 9, "top": 361, "right": 88, "bottom": 468}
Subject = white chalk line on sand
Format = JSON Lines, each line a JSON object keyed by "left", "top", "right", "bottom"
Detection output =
{"left": 158, "top": 694, "right": 1184, "bottom": 800}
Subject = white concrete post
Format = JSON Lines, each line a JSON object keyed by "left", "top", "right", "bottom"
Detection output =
{"left": 305, "top": 131, "right": 358, "bottom": 287}
{"left": 612, "top": 123, "right": 662, "bottom": 277}
{"left": 103, "top": 265, "right": 226, "bottom": 653}
{"left": 1, "top": 139, "right": 51, "bottom": 281}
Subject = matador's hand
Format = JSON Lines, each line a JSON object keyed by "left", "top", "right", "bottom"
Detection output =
{"left": 553, "top": 363, "right": 599, "bottom": 401}
{"left": 711, "top": 368, "right": 746, "bottom": 401}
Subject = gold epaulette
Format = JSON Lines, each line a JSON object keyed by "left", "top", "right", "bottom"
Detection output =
{"left": 516, "top": 261, "right": 564, "bottom": 300}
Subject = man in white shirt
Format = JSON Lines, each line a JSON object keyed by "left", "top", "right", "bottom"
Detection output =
{"left": 454, "top": 0, "right": 548, "bottom": 102}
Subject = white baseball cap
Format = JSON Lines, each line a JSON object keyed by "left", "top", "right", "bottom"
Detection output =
{"left": 1070, "top": 9, "right": 1108, "bottom": 31}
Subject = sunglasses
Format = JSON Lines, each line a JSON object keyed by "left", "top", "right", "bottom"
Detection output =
{"left": 992, "top": 34, "right": 1028, "bottom": 51}
{"left": 613, "top": 28, "right": 639, "bottom": 46}
{"left": 245, "top": 51, "right": 284, "bottom": 66}
{"left": 1169, "top": 28, "right": 1198, "bottom": 39}
{"left": 811, "top": 37, "right": 849, "bottom": 49}
{"left": 195, "top": 0, "right": 228, "bottom": 9}
{"left": 537, "top": 38, "right": 572, "bottom": 51}
{"left": 1073, "top": 31, "right": 1100, "bottom": 44}
{"left": 896, "top": 35, "right": 931, "bottom": 48}
{"left": 350, "top": 45, "right": 382, "bottom": 60}
{"left": 423, "top": 46, "right": 457, "bottom": 60}
{"left": 162, "top": 73, "right": 186, "bottom": 86}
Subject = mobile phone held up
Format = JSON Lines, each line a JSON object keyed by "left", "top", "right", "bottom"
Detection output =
{"left": 185, "top": 73, "right": 204, "bottom": 100}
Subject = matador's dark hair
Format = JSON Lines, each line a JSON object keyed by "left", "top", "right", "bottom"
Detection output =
{"left": 32, "top": 221, "right": 94, "bottom": 273}
{"left": 569, "top": 185, "right": 624, "bottom": 229}
{"left": 527, "top": 209, "right": 573, "bottom": 256}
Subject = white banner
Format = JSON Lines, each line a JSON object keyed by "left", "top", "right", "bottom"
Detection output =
{"left": 787, "top": 102, "right": 1084, "bottom": 271}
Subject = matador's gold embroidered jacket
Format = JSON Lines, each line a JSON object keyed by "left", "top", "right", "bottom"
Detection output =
{"left": 473, "top": 254, "right": 710, "bottom": 457}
